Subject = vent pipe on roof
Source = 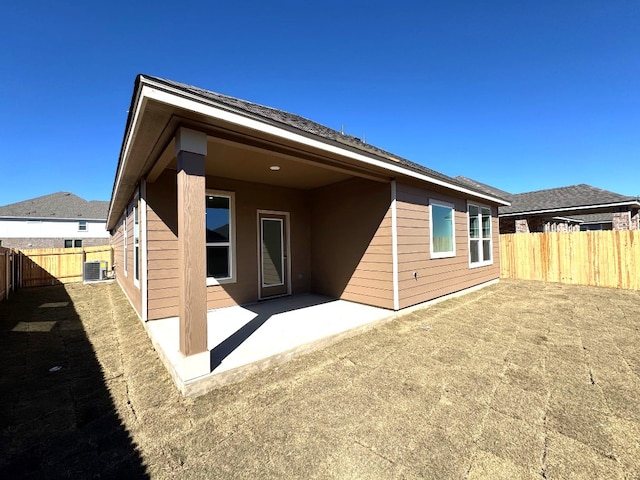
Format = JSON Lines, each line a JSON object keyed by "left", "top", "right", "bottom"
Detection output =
{"left": 341, "top": 124, "right": 344, "bottom": 135}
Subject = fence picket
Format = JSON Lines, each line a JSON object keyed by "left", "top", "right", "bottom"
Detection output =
{"left": 17, "top": 246, "right": 113, "bottom": 287}
{"left": 500, "top": 231, "right": 640, "bottom": 290}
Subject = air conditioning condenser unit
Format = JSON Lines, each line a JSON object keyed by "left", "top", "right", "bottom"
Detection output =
{"left": 83, "top": 260, "right": 108, "bottom": 283}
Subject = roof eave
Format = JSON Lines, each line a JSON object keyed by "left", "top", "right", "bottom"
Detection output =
{"left": 108, "top": 76, "right": 510, "bottom": 228}
{"left": 499, "top": 200, "right": 640, "bottom": 217}
{"left": 107, "top": 75, "right": 146, "bottom": 229}
{"left": 140, "top": 76, "right": 512, "bottom": 206}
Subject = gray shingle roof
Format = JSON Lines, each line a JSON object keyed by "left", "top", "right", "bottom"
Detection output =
{"left": 454, "top": 176, "right": 513, "bottom": 202}
{"left": 0, "top": 192, "right": 108, "bottom": 220}
{"left": 501, "top": 184, "right": 638, "bottom": 215}
{"left": 144, "top": 75, "right": 497, "bottom": 199}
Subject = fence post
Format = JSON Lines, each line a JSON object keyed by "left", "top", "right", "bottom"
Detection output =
{"left": 10, "top": 251, "right": 15, "bottom": 294}
{"left": 4, "top": 250, "right": 9, "bottom": 300}
{"left": 18, "top": 250, "right": 22, "bottom": 289}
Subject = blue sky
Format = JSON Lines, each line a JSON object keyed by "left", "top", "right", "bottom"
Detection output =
{"left": 1, "top": 1, "right": 638, "bottom": 206}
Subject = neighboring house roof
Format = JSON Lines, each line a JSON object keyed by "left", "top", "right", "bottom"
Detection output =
{"left": 500, "top": 184, "right": 640, "bottom": 216}
{"left": 0, "top": 192, "right": 109, "bottom": 220}
{"left": 453, "top": 178, "right": 639, "bottom": 218}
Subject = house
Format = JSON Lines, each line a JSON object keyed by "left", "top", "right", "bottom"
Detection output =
{"left": 455, "top": 178, "right": 640, "bottom": 233}
{"left": 569, "top": 213, "right": 616, "bottom": 231}
{"left": 0, "top": 192, "right": 110, "bottom": 249}
{"left": 107, "top": 75, "right": 510, "bottom": 392}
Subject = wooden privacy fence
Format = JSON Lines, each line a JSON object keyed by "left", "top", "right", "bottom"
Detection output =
{"left": 18, "top": 245, "right": 113, "bottom": 288}
{"left": 500, "top": 231, "right": 640, "bottom": 290}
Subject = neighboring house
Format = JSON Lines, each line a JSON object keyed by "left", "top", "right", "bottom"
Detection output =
{"left": 0, "top": 192, "right": 110, "bottom": 249}
{"left": 107, "top": 74, "right": 510, "bottom": 385}
{"left": 455, "top": 178, "right": 640, "bottom": 233}
{"left": 570, "top": 213, "right": 615, "bottom": 231}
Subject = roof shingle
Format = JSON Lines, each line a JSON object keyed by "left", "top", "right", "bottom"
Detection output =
{"left": 500, "top": 184, "right": 638, "bottom": 215}
{"left": 0, "top": 192, "right": 108, "bottom": 220}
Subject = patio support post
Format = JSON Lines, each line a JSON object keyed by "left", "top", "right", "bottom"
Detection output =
{"left": 176, "top": 128, "right": 208, "bottom": 357}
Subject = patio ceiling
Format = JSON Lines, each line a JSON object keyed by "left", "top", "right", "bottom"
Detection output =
{"left": 165, "top": 136, "right": 364, "bottom": 190}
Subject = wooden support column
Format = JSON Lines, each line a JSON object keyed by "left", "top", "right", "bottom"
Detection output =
{"left": 176, "top": 128, "right": 208, "bottom": 356}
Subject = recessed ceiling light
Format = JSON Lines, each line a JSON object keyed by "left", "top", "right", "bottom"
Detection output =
{"left": 270, "top": 165, "right": 280, "bottom": 171}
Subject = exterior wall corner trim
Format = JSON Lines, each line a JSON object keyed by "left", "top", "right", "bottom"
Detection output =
{"left": 391, "top": 180, "right": 399, "bottom": 311}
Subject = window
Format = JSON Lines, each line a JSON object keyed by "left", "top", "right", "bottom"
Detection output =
{"left": 78, "top": 220, "right": 87, "bottom": 232}
{"left": 74, "top": 240, "right": 82, "bottom": 248}
{"left": 206, "top": 191, "right": 235, "bottom": 284}
{"left": 468, "top": 204, "right": 492, "bottom": 267}
{"left": 64, "top": 240, "right": 73, "bottom": 248}
{"left": 133, "top": 201, "right": 140, "bottom": 287}
{"left": 430, "top": 200, "right": 456, "bottom": 258}
{"left": 123, "top": 210, "right": 128, "bottom": 277}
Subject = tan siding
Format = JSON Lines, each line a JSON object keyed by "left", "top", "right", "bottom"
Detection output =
{"left": 147, "top": 230, "right": 179, "bottom": 242}
{"left": 396, "top": 182, "right": 500, "bottom": 309}
{"left": 148, "top": 305, "right": 179, "bottom": 320}
{"left": 147, "top": 287, "right": 179, "bottom": 300}
{"left": 147, "top": 259, "right": 178, "bottom": 270}
{"left": 145, "top": 171, "right": 179, "bottom": 320}
{"left": 148, "top": 269, "right": 179, "bottom": 280}
{"left": 145, "top": 171, "right": 313, "bottom": 317}
{"left": 110, "top": 198, "right": 142, "bottom": 317}
{"left": 139, "top": 170, "right": 500, "bottom": 318}
{"left": 310, "top": 178, "right": 393, "bottom": 310}
{"left": 147, "top": 248, "right": 178, "bottom": 261}
{"left": 205, "top": 176, "right": 311, "bottom": 310}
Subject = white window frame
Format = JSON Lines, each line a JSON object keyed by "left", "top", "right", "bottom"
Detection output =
{"left": 429, "top": 199, "right": 456, "bottom": 259}
{"left": 468, "top": 202, "right": 493, "bottom": 268}
{"left": 123, "top": 209, "right": 128, "bottom": 277}
{"left": 206, "top": 190, "right": 236, "bottom": 286}
{"left": 78, "top": 220, "right": 87, "bottom": 232}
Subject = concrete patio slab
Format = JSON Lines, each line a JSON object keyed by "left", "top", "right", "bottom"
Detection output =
{"left": 146, "top": 294, "right": 394, "bottom": 396}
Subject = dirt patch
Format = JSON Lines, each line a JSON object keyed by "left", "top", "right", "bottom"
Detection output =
{"left": 1, "top": 279, "right": 639, "bottom": 479}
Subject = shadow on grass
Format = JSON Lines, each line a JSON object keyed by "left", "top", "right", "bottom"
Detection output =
{"left": 0, "top": 285, "right": 148, "bottom": 478}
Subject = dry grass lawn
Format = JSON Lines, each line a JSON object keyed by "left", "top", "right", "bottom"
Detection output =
{"left": 1, "top": 279, "right": 640, "bottom": 479}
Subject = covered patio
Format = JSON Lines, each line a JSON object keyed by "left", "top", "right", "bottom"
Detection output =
{"left": 145, "top": 294, "right": 394, "bottom": 396}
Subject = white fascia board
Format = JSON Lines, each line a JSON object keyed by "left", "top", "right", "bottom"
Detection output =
{"left": 391, "top": 180, "right": 399, "bottom": 311}
{"left": 551, "top": 216, "right": 584, "bottom": 223}
{"left": 500, "top": 201, "right": 640, "bottom": 217}
{"left": 108, "top": 88, "right": 148, "bottom": 226}
{"left": 136, "top": 76, "right": 511, "bottom": 207}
